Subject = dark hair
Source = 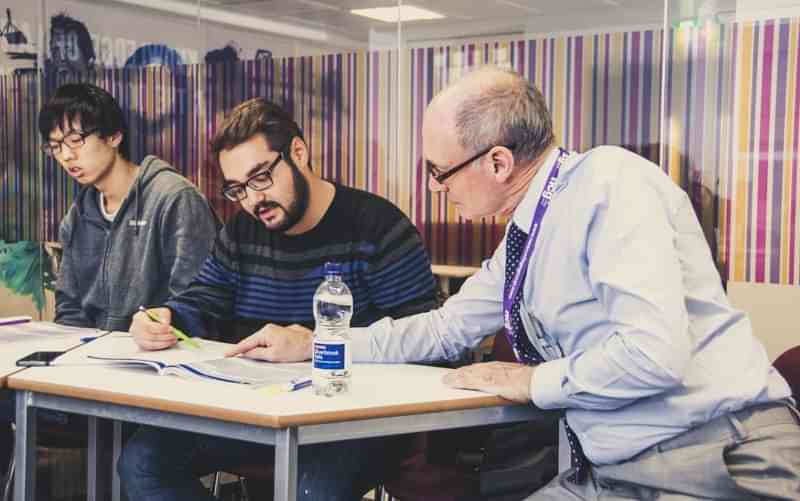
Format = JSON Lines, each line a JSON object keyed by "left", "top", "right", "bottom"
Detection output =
{"left": 455, "top": 67, "right": 554, "bottom": 166}
{"left": 38, "top": 83, "right": 129, "bottom": 159}
{"left": 210, "top": 98, "right": 305, "bottom": 162}
{"left": 50, "top": 13, "right": 96, "bottom": 65}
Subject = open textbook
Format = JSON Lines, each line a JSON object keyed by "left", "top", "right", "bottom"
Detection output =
{"left": 54, "top": 333, "right": 310, "bottom": 386}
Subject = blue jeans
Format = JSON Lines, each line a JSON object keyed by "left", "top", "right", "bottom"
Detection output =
{"left": 118, "top": 425, "right": 410, "bottom": 501}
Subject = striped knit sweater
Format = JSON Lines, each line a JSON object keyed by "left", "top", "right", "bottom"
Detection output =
{"left": 166, "top": 184, "right": 438, "bottom": 343}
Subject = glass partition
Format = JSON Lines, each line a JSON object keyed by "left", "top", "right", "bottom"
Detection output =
{"left": 3, "top": 0, "right": 799, "bottom": 322}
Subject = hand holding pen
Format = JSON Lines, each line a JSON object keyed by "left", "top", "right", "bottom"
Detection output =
{"left": 131, "top": 306, "right": 201, "bottom": 351}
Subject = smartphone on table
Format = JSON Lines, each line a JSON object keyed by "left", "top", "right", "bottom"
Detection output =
{"left": 16, "top": 351, "right": 65, "bottom": 367}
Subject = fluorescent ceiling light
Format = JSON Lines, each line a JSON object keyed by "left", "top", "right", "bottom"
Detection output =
{"left": 350, "top": 5, "right": 444, "bottom": 23}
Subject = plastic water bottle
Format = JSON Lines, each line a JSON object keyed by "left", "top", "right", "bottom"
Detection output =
{"left": 312, "top": 262, "right": 352, "bottom": 396}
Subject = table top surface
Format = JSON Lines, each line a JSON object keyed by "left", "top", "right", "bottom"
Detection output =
{"left": 0, "top": 327, "right": 90, "bottom": 387}
{"left": 9, "top": 360, "right": 514, "bottom": 428}
{"left": 431, "top": 264, "right": 481, "bottom": 278}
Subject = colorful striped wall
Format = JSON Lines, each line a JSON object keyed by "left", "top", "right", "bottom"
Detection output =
{"left": 1, "top": 73, "right": 40, "bottom": 242}
{"left": 1, "top": 20, "right": 799, "bottom": 284}
{"left": 664, "top": 19, "right": 800, "bottom": 285}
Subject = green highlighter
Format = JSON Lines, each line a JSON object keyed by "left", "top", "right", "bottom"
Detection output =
{"left": 138, "top": 306, "right": 202, "bottom": 350}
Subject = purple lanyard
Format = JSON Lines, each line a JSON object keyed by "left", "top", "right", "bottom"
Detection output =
{"left": 503, "top": 148, "right": 569, "bottom": 338}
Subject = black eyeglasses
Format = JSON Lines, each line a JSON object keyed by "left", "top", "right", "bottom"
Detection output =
{"left": 41, "top": 128, "right": 98, "bottom": 157}
{"left": 426, "top": 144, "right": 514, "bottom": 184}
{"left": 221, "top": 152, "right": 284, "bottom": 202}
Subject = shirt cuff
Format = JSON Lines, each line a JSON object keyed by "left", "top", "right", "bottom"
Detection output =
{"left": 349, "top": 327, "right": 374, "bottom": 362}
{"left": 530, "top": 357, "right": 570, "bottom": 409}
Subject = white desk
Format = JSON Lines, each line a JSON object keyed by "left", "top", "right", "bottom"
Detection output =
{"left": 9, "top": 362, "right": 550, "bottom": 501}
{"left": 0, "top": 334, "right": 89, "bottom": 382}
{"left": 0, "top": 327, "right": 111, "bottom": 500}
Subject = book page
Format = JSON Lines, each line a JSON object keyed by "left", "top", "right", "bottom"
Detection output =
{"left": 182, "top": 358, "right": 310, "bottom": 385}
{"left": 54, "top": 333, "right": 229, "bottom": 366}
{"left": 0, "top": 321, "right": 103, "bottom": 344}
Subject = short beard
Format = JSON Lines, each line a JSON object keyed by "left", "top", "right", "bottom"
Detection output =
{"left": 253, "top": 160, "right": 309, "bottom": 233}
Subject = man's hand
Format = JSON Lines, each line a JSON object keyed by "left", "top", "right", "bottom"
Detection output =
{"left": 225, "top": 324, "right": 313, "bottom": 363}
{"left": 442, "top": 361, "right": 534, "bottom": 403}
{"left": 130, "top": 307, "right": 177, "bottom": 351}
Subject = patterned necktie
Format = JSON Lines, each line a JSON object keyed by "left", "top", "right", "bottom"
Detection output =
{"left": 504, "top": 221, "right": 588, "bottom": 483}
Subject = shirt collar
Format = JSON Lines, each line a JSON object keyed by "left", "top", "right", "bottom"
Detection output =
{"left": 511, "top": 147, "right": 569, "bottom": 230}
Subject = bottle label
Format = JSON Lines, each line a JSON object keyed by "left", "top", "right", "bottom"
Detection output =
{"left": 313, "top": 341, "right": 346, "bottom": 370}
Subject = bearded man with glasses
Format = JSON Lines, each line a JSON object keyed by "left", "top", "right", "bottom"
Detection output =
{"left": 121, "top": 97, "right": 438, "bottom": 501}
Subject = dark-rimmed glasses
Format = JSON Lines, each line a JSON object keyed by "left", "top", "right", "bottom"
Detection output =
{"left": 41, "top": 128, "right": 98, "bottom": 157}
{"left": 221, "top": 151, "right": 284, "bottom": 202}
{"left": 426, "top": 144, "right": 514, "bottom": 184}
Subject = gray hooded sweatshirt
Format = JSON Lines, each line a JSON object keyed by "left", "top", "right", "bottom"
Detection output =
{"left": 55, "top": 155, "right": 219, "bottom": 331}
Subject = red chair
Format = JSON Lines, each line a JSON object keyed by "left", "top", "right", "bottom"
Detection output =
{"left": 380, "top": 332, "right": 555, "bottom": 501}
{"left": 773, "top": 345, "right": 800, "bottom": 400}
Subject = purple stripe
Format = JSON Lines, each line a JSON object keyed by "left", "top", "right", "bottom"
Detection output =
{"left": 745, "top": 24, "right": 760, "bottom": 280}
{"left": 591, "top": 35, "right": 599, "bottom": 146}
{"left": 642, "top": 31, "right": 654, "bottom": 159}
{"left": 630, "top": 32, "right": 641, "bottom": 149}
{"left": 335, "top": 54, "right": 343, "bottom": 183}
{"left": 574, "top": 36, "right": 583, "bottom": 148}
{"left": 790, "top": 26, "right": 800, "bottom": 283}
{"left": 621, "top": 33, "right": 629, "bottom": 145}
{"left": 566, "top": 37, "right": 573, "bottom": 146}
{"left": 603, "top": 34, "right": 610, "bottom": 144}
{"left": 755, "top": 22, "right": 774, "bottom": 282}
{"left": 770, "top": 21, "right": 789, "bottom": 283}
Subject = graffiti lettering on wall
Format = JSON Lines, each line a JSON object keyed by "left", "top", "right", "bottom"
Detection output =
{"left": 49, "top": 13, "right": 198, "bottom": 71}
{"left": 1, "top": 9, "right": 199, "bottom": 75}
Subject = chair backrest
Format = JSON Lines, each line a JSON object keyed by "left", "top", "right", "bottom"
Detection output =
{"left": 491, "top": 330, "right": 516, "bottom": 363}
{"left": 773, "top": 345, "right": 800, "bottom": 400}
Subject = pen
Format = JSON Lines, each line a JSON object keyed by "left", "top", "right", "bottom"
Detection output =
{"left": 254, "top": 376, "right": 313, "bottom": 394}
{"left": 0, "top": 316, "right": 32, "bottom": 327}
{"left": 138, "top": 306, "right": 201, "bottom": 349}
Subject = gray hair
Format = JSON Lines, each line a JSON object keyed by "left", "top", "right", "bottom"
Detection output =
{"left": 453, "top": 67, "right": 554, "bottom": 167}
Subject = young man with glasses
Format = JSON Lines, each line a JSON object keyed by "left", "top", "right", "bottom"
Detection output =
{"left": 0, "top": 82, "right": 219, "bottom": 484}
{"left": 120, "top": 97, "right": 438, "bottom": 500}
{"left": 38, "top": 82, "right": 218, "bottom": 330}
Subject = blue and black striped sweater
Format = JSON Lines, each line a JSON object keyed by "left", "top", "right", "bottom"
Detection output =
{"left": 167, "top": 184, "right": 438, "bottom": 343}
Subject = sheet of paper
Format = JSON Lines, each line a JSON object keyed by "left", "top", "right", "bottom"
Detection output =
{"left": 0, "top": 321, "right": 103, "bottom": 344}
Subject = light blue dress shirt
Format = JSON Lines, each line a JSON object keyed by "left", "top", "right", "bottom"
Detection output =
{"left": 350, "top": 145, "right": 791, "bottom": 465}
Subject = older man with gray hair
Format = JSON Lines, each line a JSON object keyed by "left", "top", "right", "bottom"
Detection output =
{"left": 242, "top": 66, "right": 800, "bottom": 499}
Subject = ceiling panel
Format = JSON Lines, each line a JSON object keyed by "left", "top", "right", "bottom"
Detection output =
{"left": 123, "top": 0, "right": 668, "bottom": 46}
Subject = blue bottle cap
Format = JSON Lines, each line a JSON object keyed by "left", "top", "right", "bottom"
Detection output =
{"left": 323, "top": 262, "right": 342, "bottom": 276}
